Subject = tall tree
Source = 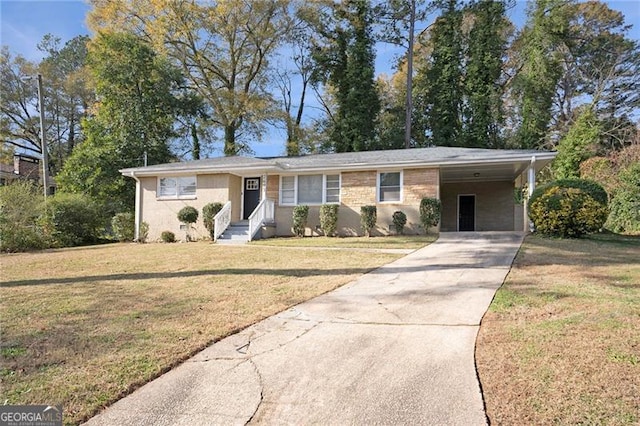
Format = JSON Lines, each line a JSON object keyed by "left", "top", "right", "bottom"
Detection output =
{"left": 555, "top": 1, "right": 640, "bottom": 154}
{"left": 308, "top": 0, "right": 380, "bottom": 152}
{"left": 418, "top": 0, "right": 464, "bottom": 147}
{"left": 275, "top": 31, "right": 315, "bottom": 156}
{"left": 0, "top": 47, "right": 42, "bottom": 156}
{"left": 462, "top": 0, "right": 507, "bottom": 149}
{"left": 37, "top": 35, "right": 94, "bottom": 173}
{"left": 88, "top": 0, "right": 293, "bottom": 156}
{"left": 376, "top": 0, "right": 433, "bottom": 148}
{"left": 511, "top": 0, "right": 568, "bottom": 149}
{"left": 57, "top": 33, "right": 185, "bottom": 212}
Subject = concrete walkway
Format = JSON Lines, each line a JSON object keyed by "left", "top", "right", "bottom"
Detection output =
{"left": 85, "top": 232, "right": 523, "bottom": 426}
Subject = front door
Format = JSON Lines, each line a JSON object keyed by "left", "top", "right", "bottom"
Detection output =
{"left": 458, "top": 195, "right": 475, "bottom": 231}
{"left": 243, "top": 177, "right": 261, "bottom": 220}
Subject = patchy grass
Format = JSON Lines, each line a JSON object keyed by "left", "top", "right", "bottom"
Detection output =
{"left": 477, "top": 233, "right": 640, "bottom": 425}
{"left": 250, "top": 234, "right": 437, "bottom": 249}
{"left": 0, "top": 242, "right": 402, "bottom": 425}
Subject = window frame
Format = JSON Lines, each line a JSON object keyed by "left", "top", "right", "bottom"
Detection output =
{"left": 377, "top": 170, "right": 403, "bottom": 203}
{"left": 157, "top": 176, "right": 197, "bottom": 199}
{"left": 279, "top": 174, "right": 341, "bottom": 206}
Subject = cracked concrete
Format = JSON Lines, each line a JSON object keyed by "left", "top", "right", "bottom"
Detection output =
{"left": 85, "top": 232, "right": 523, "bottom": 426}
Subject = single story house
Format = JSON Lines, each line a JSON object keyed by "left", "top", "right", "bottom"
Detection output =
{"left": 120, "top": 146, "right": 556, "bottom": 242}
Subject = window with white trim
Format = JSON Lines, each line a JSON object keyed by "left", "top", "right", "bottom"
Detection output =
{"left": 378, "top": 171, "right": 402, "bottom": 202}
{"left": 158, "top": 176, "right": 197, "bottom": 198}
{"left": 279, "top": 174, "right": 340, "bottom": 205}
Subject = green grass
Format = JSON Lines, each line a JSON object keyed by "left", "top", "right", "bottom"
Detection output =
{"left": 477, "top": 233, "right": 640, "bottom": 425}
{"left": 250, "top": 234, "right": 437, "bottom": 249}
{"left": 0, "top": 241, "right": 408, "bottom": 425}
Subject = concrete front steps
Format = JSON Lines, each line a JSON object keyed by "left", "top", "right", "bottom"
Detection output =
{"left": 217, "top": 221, "right": 250, "bottom": 244}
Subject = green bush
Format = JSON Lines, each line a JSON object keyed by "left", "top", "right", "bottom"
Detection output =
{"left": 178, "top": 206, "right": 199, "bottom": 241}
{"left": 111, "top": 212, "right": 135, "bottom": 242}
{"left": 605, "top": 164, "right": 640, "bottom": 234}
{"left": 138, "top": 221, "right": 149, "bottom": 243}
{"left": 529, "top": 182, "right": 608, "bottom": 238}
{"left": 202, "top": 202, "right": 224, "bottom": 239}
{"left": 392, "top": 210, "right": 407, "bottom": 235}
{"left": 178, "top": 206, "right": 199, "bottom": 224}
{"left": 420, "top": 197, "right": 441, "bottom": 232}
{"left": 0, "top": 181, "right": 46, "bottom": 252}
{"left": 530, "top": 178, "right": 608, "bottom": 207}
{"left": 606, "top": 188, "right": 640, "bottom": 234}
{"left": 292, "top": 205, "right": 309, "bottom": 237}
{"left": 161, "top": 230, "right": 176, "bottom": 243}
{"left": 40, "top": 193, "right": 106, "bottom": 247}
{"left": 360, "top": 205, "right": 377, "bottom": 237}
{"left": 319, "top": 204, "right": 339, "bottom": 237}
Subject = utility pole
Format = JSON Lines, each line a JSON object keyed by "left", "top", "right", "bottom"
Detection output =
{"left": 37, "top": 74, "right": 49, "bottom": 199}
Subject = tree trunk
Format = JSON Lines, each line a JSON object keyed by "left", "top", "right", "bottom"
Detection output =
{"left": 224, "top": 125, "right": 236, "bottom": 156}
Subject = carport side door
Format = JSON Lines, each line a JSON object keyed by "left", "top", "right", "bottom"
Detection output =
{"left": 458, "top": 195, "right": 475, "bottom": 231}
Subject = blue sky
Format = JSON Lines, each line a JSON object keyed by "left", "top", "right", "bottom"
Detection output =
{"left": 1, "top": 0, "right": 639, "bottom": 156}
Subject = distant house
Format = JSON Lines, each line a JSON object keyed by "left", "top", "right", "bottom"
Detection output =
{"left": 120, "top": 146, "right": 556, "bottom": 242}
{"left": 0, "top": 154, "right": 55, "bottom": 194}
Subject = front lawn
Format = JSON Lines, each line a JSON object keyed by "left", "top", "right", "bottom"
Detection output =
{"left": 250, "top": 234, "right": 437, "bottom": 249}
{"left": 477, "top": 233, "right": 640, "bottom": 424}
{"left": 0, "top": 242, "right": 403, "bottom": 425}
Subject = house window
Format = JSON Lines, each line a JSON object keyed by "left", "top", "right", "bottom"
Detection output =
{"left": 378, "top": 171, "right": 402, "bottom": 202}
{"left": 158, "top": 176, "right": 197, "bottom": 198}
{"left": 280, "top": 174, "right": 340, "bottom": 205}
{"left": 281, "top": 176, "right": 296, "bottom": 205}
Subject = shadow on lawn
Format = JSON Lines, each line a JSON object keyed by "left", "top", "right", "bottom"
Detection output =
{"left": 1, "top": 262, "right": 503, "bottom": 288}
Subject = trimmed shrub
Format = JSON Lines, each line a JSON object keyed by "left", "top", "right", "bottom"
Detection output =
{"left": 530, "top": 178, "right": 608, "bottom": 207}
{"left": 292, "top": 205, "right": 309, "bottom": 237}
{"left": 111, "top": 212, "right": 135, "bottom": 242}
{"left": 0, "top": 181, "right": 46, "bottom": 252}
{"left": 161, "top": 230, "right": 176, "bottom": 243}
{"left": 529, "top": 181, "right": 608, "bottom": 237}
{"left": 360, "top": 205, "right": 377, "bottom": 237}
{"left": 392, "top": 210, "right": 407, "bottom": 235}
{"left": 39, "top": 193, "right": 106, "bottom": 247}
{"left": 138, "top": 221, "right": 149, "bottom": 243}
{"left": 178, "top": 206, "right": 199, "bottom": 241}
{"left": 319, "top": 204, "right": 339, "bottom": 237}
{"left": 178, "top": 206, "right": 199, "bottom": 224}
{"left": 203, "top": 202, "right": 224, "bottom": 239}
{"left": 420, "top": 197, "right": 442, "bottom": 232}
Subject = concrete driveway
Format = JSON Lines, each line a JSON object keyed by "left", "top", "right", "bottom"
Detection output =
{"left": 85, "top": 232, "right": 523, "bottom": 426}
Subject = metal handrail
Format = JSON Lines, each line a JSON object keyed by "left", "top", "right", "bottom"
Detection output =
{"left": 213, "top": 201, "right": 232, "bottom": 242}
{"left": 248, "top": 198, "right": 275, "bottom": 241}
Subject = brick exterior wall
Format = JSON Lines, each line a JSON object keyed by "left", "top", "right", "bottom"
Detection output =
{"left": 270, "top": 168, "right": 440, "bottom": 237}
{"left": 340, "top": 171, "right": 377, "bottom": 207}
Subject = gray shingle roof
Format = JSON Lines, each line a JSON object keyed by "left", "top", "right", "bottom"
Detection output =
{"left": 121, "top": 146, "right": 555, "bottom": 176}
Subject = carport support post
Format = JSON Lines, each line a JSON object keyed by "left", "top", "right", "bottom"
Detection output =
{"left": 527, "top": 156, "right": 536, "bottom": 232}
{"left": 132, "top": 173, "right": 142, "bottom": 241}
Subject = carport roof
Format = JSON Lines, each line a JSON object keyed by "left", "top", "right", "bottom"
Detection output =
{"left": 120, "top": 146, "right": 556, "bottom": 179}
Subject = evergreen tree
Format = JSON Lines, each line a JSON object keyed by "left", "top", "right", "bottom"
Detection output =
{"left": 463, "top": 0, "right": 507, "bottom": 149}
{"left": 308, "top": 0, "right": 380, "bottom": 152}
{"left": 420, "top": 0, "right": 464, "bottom": 147}
{"left": 340, "top": 0, "right": 380, "bottom": 152}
